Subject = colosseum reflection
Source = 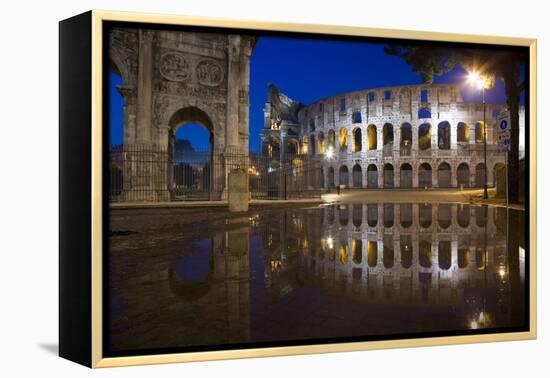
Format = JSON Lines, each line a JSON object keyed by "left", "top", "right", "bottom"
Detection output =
{"left": 261, "top": 83, "right": 525, "bottom": 189}
{"left": 108, "top": 202, "right": 525, "bottom": 351}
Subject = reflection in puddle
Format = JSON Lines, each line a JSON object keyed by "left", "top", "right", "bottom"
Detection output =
{"left": 108, "top": 203, "right": 526, "bottom": 354}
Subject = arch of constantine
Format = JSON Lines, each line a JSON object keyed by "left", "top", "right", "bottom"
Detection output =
{"left": 109, "top": 27, "right": 256, "bottom": 201}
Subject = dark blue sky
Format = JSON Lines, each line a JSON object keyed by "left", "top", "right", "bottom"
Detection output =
{"left": 109, "top": 35, "right": 510, "bottom": 152}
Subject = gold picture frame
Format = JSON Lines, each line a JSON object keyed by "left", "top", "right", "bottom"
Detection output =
{"left": 59, "top": 9, "right": 537, "bottom": 368}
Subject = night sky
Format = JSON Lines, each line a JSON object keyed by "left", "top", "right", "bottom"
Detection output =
{"left": 109, "top": 35, "right": 511, "bottom": 152}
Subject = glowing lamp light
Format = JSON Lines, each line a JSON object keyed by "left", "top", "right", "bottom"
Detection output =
{"left": 498, "top": 268, "right": 506, "bottom": 279}
{"left": 327, "top": 237, "right": 334, "bottom": 249}
{"left": 325, "top": 146, "right": 334, "bottom": 159}
{"left": 467, "top": 70, "right": 488, "bottom": 90}
{"left": 470, "top": 320, "right": 479, "bottom": 330}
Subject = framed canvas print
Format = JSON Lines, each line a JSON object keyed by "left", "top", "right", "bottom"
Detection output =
{"left": 59, "top": 10, "right": 537, "bottom": 368}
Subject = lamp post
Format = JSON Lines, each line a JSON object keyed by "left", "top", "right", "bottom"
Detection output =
{"left": 467, "top": 71, "right": 489, "bottom": 199}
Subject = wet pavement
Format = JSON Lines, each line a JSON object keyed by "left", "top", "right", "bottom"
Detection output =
{"left": 107, "top": 201, "right": 527, "bottom": 355}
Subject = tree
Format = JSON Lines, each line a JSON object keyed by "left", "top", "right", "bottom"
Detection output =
{"left": 384, "top": 44, "right": 526, "bottom": 203}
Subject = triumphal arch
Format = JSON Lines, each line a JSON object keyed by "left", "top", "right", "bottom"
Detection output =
{"left": 109, "top": 27, "right": 256, "bottom": 201}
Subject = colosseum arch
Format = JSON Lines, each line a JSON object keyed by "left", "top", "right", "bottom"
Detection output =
{"left": 418, "top": 123, "right": 432, "bottom": 150}
{"left": 400, "top": 163, "right": 413, "bottom": 188}
{"left": 318, "top": 132, "right": 326, "bottom": 154}
{"left": 352, "top": 127, "right": 362, "bottom": 152}
{"left": 327, "top": 166, "right": 335, "bottom": 188}
{"left": 400, "top": 123, "right": 412, "bottom": 155}
{"left": 339, "top": 127, "right": 348, "bottom": 151}
{"left": 328, "top": 129, "right": 336, "bottom": 149}
{"left": 418, "top": 162, "right": 432, "bottom": 188}
{"left": 367, "top": 124, "right": 377, "bottom": 150}
{"left": 457, "top": 122, "right": 469, "bottom": 143}
{"left": 475, "top": 163, "right": 486, "bottom": 188}
{"left": 457, "top": 163, "right": 470, "bottom": 188}
{"left": 352, "top": 164, "right": 363, "bottom": 188}
{"left": 339, "top": 165, "right": 349, "bottom": 187}
{"left": 367, "top": 164, "right": 378, "bottom": 188}
{"left": 437, "top": 121, "right": 451, "bottom": 150}
{"left": 437, "top": 162, "right": 452, "bottom": 188}
{"left": 383, "top": 163, "right": 395, "bottom": 188}
{"left": 475, "top": 122, "right": 485, "bottom": 143}
{"left": 383, "top": 123, "right": 394, "bottom": 147}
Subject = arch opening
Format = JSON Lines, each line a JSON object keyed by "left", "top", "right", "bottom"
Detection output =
{"left": 383, "top": 163, "right": 394, "bottom": 188}
{"left": 367, "top": 164, "right": 378, "bottom": 188}
{"left": 437, "top": 121, "right": 451, "bottom": 150}
{"left": 339, "top": 165, "right": 349, "bottom": 187}
{"left": 400, "top": 163, "right": 413, "bottom": 188}
{"left": 437, "top": 162, "right": 452, "bottom": 188}
{"left": 418, "top": 123, "right": 431, "bottom": 150}
{"left": 457, "top": 122, "right": 469, "bottom": 143}
{"left": 169, "top": 107, "right": 214, "bottom": 201}
{"left": 457, "top": 163, "right": 470, "bottom": 188}
{"left": 353, "top": 164, "right": 363, "bottom": 188}
{"left": 418, "top": 163, "right": 432, "bottom": 188}
{"left": 367, "top": 125, "right": 377, "bottom": 150}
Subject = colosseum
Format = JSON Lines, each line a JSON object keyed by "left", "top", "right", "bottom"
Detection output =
{"left": 261, "top": 83, "right": 525, "bottom": 190}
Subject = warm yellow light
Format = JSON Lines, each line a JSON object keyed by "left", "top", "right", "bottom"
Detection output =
{"left": 499, "top": 268, "right": 506, "bottom": 278}
{"left": 327, "top": 237, "right": 334, "bottom": 249}
{"left": 326, "top": 146, "right": 334, "bottom": 159}
{"left": 470, "top": 320, "right": 479, "bottom": 329}
{"left": 467, "top": 70, "right": 488, "bottom": 90}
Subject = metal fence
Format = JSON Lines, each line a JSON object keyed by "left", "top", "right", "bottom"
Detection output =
{"left": 109, "top": 144, "right": 322, "bottom": 202}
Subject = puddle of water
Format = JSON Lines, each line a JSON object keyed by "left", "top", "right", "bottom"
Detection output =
{"left": 107, "top": 203, "right": 527, "bottom": 354}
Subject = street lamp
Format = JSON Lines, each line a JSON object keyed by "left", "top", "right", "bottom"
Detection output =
{"left": 325, "top": 146, "right": 334, "bottom": 160}
{"left": 467, "top": 71, "right": 489, "bottom": 199}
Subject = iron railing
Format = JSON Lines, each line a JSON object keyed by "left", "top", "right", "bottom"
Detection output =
{"left": 109, "top": 144, "right": 322, "bottom": 202}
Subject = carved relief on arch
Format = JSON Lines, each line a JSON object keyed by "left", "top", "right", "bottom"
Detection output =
{"left": 196, "top": 59, "right": 224, "bottom": 87}
{"left": 159, "top": 52, "right": 191, "bottom": 82}
{"left": 109, "top": 28, "right": 138, "bottom": 87}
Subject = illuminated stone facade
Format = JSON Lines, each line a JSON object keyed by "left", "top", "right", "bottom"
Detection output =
{"left": 261, "top": 84, "right": 525, "bottom": 189}
{"left": 109, "top": 28, "right": 256, "bottom": 201}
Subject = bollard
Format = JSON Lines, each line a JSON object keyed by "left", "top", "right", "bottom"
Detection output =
{"left": 228, "top": 168, "right": 249, "bottom": 212}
